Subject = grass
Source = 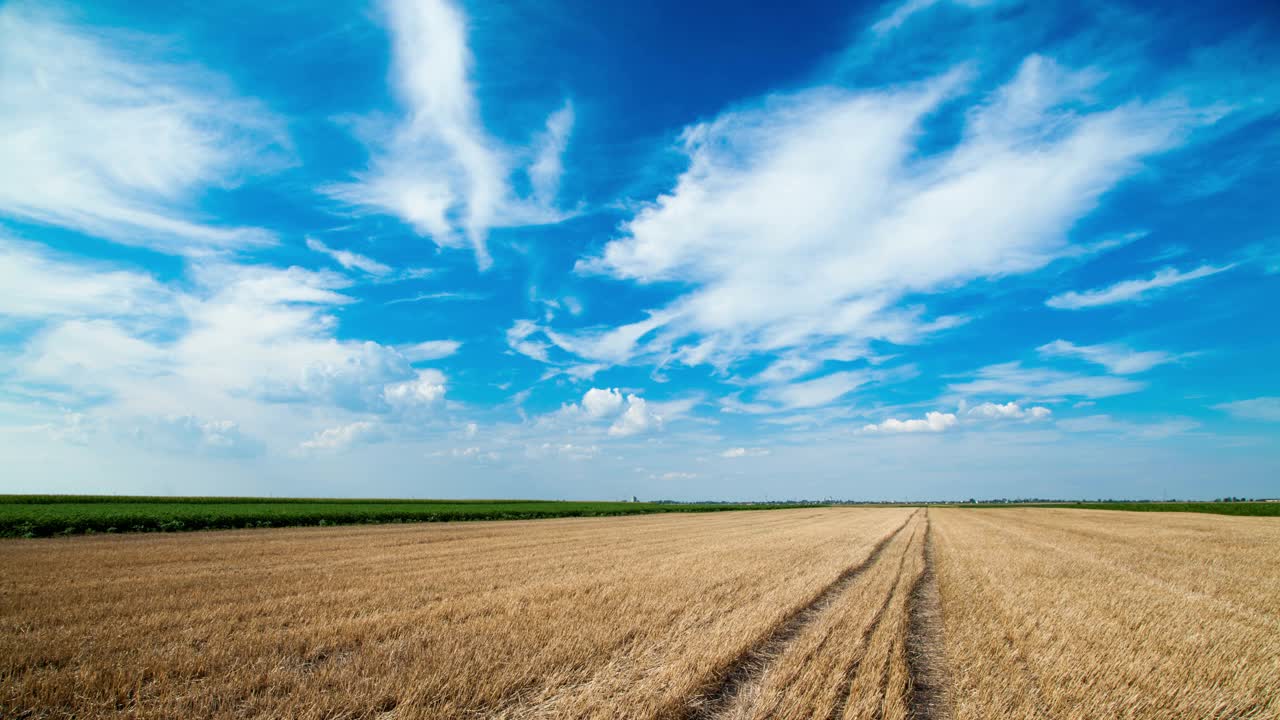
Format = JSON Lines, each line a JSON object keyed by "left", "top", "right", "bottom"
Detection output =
{"left": 0, "top": 494, "right": 817, "bottom": 538}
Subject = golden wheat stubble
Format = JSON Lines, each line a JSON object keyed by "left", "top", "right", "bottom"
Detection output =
{"left": 0, "top": 507, "right": 911, "bottom": 719}
{"left": 718, "top": 509, "right": 927, "bottom": 720}
{"left": 932, "top": 508, "right": 1280, "bottom": 720}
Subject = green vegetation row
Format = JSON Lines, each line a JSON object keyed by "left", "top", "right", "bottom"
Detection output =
{"left": 936, "top": 501, "right": 1280, "bottom": 517}
{"left": 0, "top": 496, "right": 821, "bottom": 538}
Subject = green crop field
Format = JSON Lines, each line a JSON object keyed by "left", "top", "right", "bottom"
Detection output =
{"left": 0, "top": 495, "right": 819, "bottom": 538}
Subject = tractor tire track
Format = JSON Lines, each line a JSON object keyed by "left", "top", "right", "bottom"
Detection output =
{"left": 683, "top": 510, "right": 921, "bottom": 720}
{"left": 905, "top": 511, "right": 950, "bottom": 720}
{"left": 829, "top": 521, "right": 923, "bottom": 720}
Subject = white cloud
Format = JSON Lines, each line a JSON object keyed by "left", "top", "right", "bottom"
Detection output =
{"left": 609, "top": 395, "right": 660, "bottom": 437}
{"left": 1057, "top": 414, "right": 1198, "bottom": 439}
{"left": 385, "top": 291, "right": 488, "bottom": 306}
{"left": 0, "top": 237, "right": 170, "bottom": 320}
{"left": 1037, "top": 339, "right": 1178, "bottom": 374}
{"left": 527, "top": 442, "right": 599, "bottom": 460}
{"left": 325, "top": 0, "right": 572, "bottom": 268}
{"left": 398, "top": 339, "right": 461, "bottom": 362}
{"left": 5, "top": 251, "right": 457, "bottom": 457}
{"left": 862, "top": 411, "right": 958, "bottom": 434}
{"left": 1046, "top": 264, "right": 1232, "bottom": 309}
{"left": 0, "top": 4, "right": 287, "bottom": 253}
{"left": 549, "top": 388, "right": 668, "bottom": 438}
{"left": 433, "top": 445, "right": 501, "bottom": 462}
{"left": 554, "top": 55, "right": 1195, "bottom": 372}
{"left": 722, "top": 447, "right": 770, "bottom": 458}
{"left": 652, "top": 471, "right": 698, "bottom": 481}
{"left": 305, "top": 238, "right": 392, "bottom": 276}
{"left": 507, "top": 319, "right": 552, "bottom": 363}
{"left": 871, "top": 0, "right": 993, "bottom": 36}
{"left": 966, "top": 401, "right": 1052, "bottom": 420}
{"left": 131, "top": 415, "right": 260, "bottom": 457}
{"left": 950, "top": 362, "right": 1144, "bottom": 400}
{"left": 383, "top": 369, "right": 447, "bottom": 406}
{"left": 760, "top": 371, "right": 871, "bottom": 410}
{"left": 529, "top": 101, "right": 575, "bottom": 207}
{"left": 1214, "top": 397, "right": 1280, "bottom": 423}
{"left": 300, "top": 421, "right": 382, "bottom": 451}
{"left": 582, "top": 387, "right": 625, "bottom": 418}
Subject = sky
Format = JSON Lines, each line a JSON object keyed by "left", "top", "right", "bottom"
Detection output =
{"left": 1, "top": 0, "right": 1278, "bottom": 501}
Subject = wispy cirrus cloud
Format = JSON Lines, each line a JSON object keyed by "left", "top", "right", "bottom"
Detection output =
{"left": 1057, "top": 414, "right": 1199, "bottom": 439}
{"left": 870, "top": 0, "right": 995, "bottom": 36}
{"left": 949, "top": 362, "right": 1144, "bottom": 400}
{"left": 397, "top": 340, "right": 461, "bottom": 362}
{"left": 535, "top": 55, "right": 1205, "bottom": 375}
{"left": 1214, "top": 397, "right": 1280, "bottom": 423}
{"left": 1037, "top": 339, "right": 1181, "bottom": 374}
{"left": 305, "top": 238, "right": 392, "bottom": 276}
{"left": 0, "top": 237, "right": 170, "bottom": 320}
{"left": 325, "top": 0, "right": 574, "bottom": 269}
{"left": 1046, "top": 264, "right": 1233, "bottom": 309}
{"left": 0, "top": 3, "right": 289, "bottom": 254}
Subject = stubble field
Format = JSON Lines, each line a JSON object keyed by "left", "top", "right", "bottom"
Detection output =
{"left": 1, "top": 507, "right": 1277, "bottom": 719}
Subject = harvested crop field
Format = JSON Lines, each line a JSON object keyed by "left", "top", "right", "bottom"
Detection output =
{"left": 2, "top": 507, "right": 1278, "bottom": 719}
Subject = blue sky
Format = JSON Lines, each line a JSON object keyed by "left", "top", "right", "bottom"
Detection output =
{"left": 1, "top": 0, "right": 1278, "bottom": 500}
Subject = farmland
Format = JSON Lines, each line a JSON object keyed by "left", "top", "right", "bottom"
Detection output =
{"left": 1, "top": 507, "right": 1277, "bottom": 718}
{"left": 940, "top": 501, "right": 1280, "bottom": 517}
{"left": 0, "top": 495, "right": 815, "bottom": 538}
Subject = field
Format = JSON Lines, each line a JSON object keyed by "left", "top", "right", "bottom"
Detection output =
{"left": 1, "top": 507, "right": 1277, "bottom": 718}
{"left": 0, "top": 495, "right": 814, "bottom": 538}
{"left": 942, "top": 501, "right": 1280, "bottom": 517}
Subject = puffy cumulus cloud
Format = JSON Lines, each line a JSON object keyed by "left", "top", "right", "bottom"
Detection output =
{"left": 965, "top": 402, "right": 1052, "bottom": 420}
{"left": 305, "top": 238, "right": 391, "bottom": 276}
{"left": 383, "top": 369, "right": 447, "bottom": 407}
{"left": 553, "top": 387, "right": 667, "bottom": 438}
{"left": 721, "top": 447, "right": 770, "bottom": 458}
{"left": 862, "top": 400, "right": 1051, "bottom": 434}
{"left": 130, "top": 415, "right": 262, "bottom": 457}
{"left": 1037, "top": 340, "right": 1180, "bottom": 374}
{"left": 5, "top": 251, "right": 452, "bottom": 455}
{"left": 325, "top": 0, "right": 573, "bottom": 268}
{"left": 535, "top": 54, "right": 1200, "bottom": 374}
{"left": 949, "top": 362, "right": 1143, "bottom": 400}
{"left": 862, "top": 411, "right": 958, "bottom": 434}
{"left": 609, "top": 396, "right": 660, "bottom": 437}
{"left": 582, "top": 387, "right": 625, "bottom": 418}
{"left": 0, "top": 3, "right": 287, "bottom": 254}
{"left": 526, "top": 442, "right": 599, "bottom": 461}
{"left": 299, "top": 421, "right": 383, "bottom": 452}
{"left": 1214, "top": 397, "right": 1280, "bottom": 423}
{"left": 1046, "top": 264, "right": 1232, "bottom": 309}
